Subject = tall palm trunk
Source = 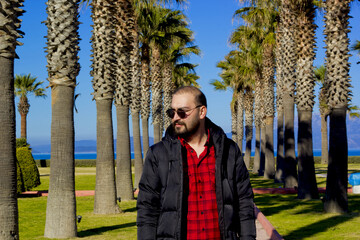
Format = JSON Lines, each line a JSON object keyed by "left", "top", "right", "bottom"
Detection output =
{"left": 252, "top": 124, "right": 260, "bottom": 175}
{"left": 0, "top": 57, "right": 19, "bottom": 240}
{"left": 45, "top": 86, "right": 77, "bottom": 238}
{"left": 323, "top": 0, "right": 352, "bottom": 213}
{"left": 114, "top": 0, "right": 134, "bottom": 201}
{"left": 263, "top": 45, "right": 275, "bottom": 179}
{"left": 236, "top": 91, "right": 244, "bottom": 151}
{"left": 254, "top": 77, "right": 263, "bottom": 175}
{"left": 283, "top": 93, "right": 298, "bottom": 187}
{"left": 19, "top": 96, "right": 29, "bottom": 139}
{"left": 297, "top": 111, "right": 319, "bottom": 199}
{"left": 280, "top": 0, "right": 298, "bottom": 188}
{"left": 244, "top": 89, "right": 254, "bottom": 168}
{"left": 260, "top": 123, "right": 266, "bottom": 176}
{"left": 116, "top": 105, "right": 134, "bottom": 200}
{"left": 275, "top": 110, "right": 285, "bottom": 182}
{"left": 91, "top": 0, "right": 120, "bottom": 215}
{"left": 151, "top": 44, "right": 162, "bottom": 143}
{"left": 275, "top": 20, "right": 285, "bottom": 183}
{"left": 130, "top": 23, "right": 143, "bottom": 189}
{"left": 94, "top": 100, "right": 120, "bottom": 214}
{"left": 44, "top": 0, "right": 80, "bottom": 237}
{"left": 231, "top": 97, "right": 237, "bottom": 143}
{"left": 141, "top": 45, "right": 151, "bottom": 157}
{"left": 264, "top": 117, "right": 275, "bottom": 179}
{"left": 163, "top": 62, "right": 175, "bottom": 131}
{"left": 320, "top": 114, "right": 328, "bottom": 164}
{"left": 295, "top": 1, "right": 318, "bottom": 199}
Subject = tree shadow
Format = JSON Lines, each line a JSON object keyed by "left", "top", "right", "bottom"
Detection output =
{"left": 123, "top": 207, "right": 137, "bottom": 213}
{"left": 283, "top": 213, "right": 357, "bottom": 239}
{"left": 78, "top": 222, "right": 136, "bottom": 237}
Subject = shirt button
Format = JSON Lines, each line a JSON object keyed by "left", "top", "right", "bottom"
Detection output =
{"left": 201, "top": 212, "right": 203, "bottom": 215}
{"left": 202, "top": 228, "right": 205, "bottom": 231}
{"left": 200, "top": 195, "right": 202, "bottom": 199}
{"left": 198, "top": 180, "right": 201, "bottom": 183}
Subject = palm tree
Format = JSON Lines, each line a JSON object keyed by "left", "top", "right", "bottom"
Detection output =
{"left": 14, "top": 74, "right": 46, "bottom": 140}
{"left": 323, "top": 0, "right": 353, "bottom": 213}
{"left": 114, "top": 0, "right": 135, "bottom": 201}
{"left": 162, "top": 42, "right": 200, "bottom": 130}
{"left": 277, "top": 0, "right": 298, "bottom": 188}
{"left": 294, "top": 0, "right": 318, "bottom": 199}
{"left": 274, "top": 11, "right": 285, "bottom": 183}
{"left": 0, "top": 1, "right": 24, "bottom": 238}
{"left": 150, "top": 7, "right": 190, "bottom": 143}
{"left": 90, "top": 0, "right": 121, "bottom": 214}
{"left": 314, "top": 65, "right": 329, "bottom": 164}
{"left": 44, "top": 0, "right": 80, "bottom": 237}
{"left": 130, "top": 5, "right": 143, "bottom": 190}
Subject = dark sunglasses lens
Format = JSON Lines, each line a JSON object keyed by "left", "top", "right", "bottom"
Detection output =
{"left": 166, "top": 109, "right": 175, "bottom": 118}
{"left": 177, "top": 110, "right": 186, "bottom": 118}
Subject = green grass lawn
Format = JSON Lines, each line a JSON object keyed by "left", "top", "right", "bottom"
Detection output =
{"left": 18, "top": 165, "right": 360, "bottom": 239}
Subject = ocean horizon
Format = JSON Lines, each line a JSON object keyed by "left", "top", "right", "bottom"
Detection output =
{"left": 32, "top": 149, "right": 360, "bottom": 160}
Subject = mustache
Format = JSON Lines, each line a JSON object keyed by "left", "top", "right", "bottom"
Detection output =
{"left": 173, "top": 120, "right": 185, "bottom": 126}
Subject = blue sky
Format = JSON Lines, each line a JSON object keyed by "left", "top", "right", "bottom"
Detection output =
{"left": 15, "top": 1, "right": 360, "bottom": 146}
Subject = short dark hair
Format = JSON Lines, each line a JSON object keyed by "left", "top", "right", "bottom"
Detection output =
{"left": 173, "top": 86, "right": 207, "bottom": 108}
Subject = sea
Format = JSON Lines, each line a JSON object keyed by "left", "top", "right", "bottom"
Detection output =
{"left": 32, "top": 149, "right": 360, "bottom": 160}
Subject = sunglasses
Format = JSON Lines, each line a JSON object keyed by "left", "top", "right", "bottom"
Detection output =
{"left": 166, "top": 105, "right": 202, "bottom": 119}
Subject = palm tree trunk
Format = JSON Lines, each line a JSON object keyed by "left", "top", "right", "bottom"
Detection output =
{"left": 231, "top": 101, "right": 237, "bottom": 143}
{"left": 142, "top": 117, "right": 150, "bottom": 159}
{"left": 45, "top": 86, "right": 77, "bottom": 238}
{"left": 324, "top": 107, "right": 348, "bottom": 213}
{"left": 94, "top": 99, "right": 120, "bottom": 214}
{"left": 20, "top": 112, "right": 27, "bottom": 139}
{"left": 283, "top": 93, "right": 298, "bottom": 188}
{"left": 275, "top": 110, "right": 285, "bottom": 183}
{"left": 253, "top": 124, "right": 261, "bottom": 175}
{"left": 259, "top": 124, "right": 266, "bottom": 176}
{"left": 244, "top": 124, "right": 252, "bottom": 168}
{"left": 0, "top": 56, "right": 19, "bottom": 239}
{"left": 297, "top": 110, "right": 319, "bottom": 199}
{"left": 236, "top": 92, "right": 244, "bottom": 151}
{"left": 151, "top": 45, "right": 162, "bottom": 144}
{"left": 264, "top": 116, "right": 275, "bottom": 179}
{"left": 132, "top": 111, "right": 143, "bottom": 189}
{"left": 116, "top": 105, "right": 134, "bottom": 201}
{"left": 321, "top": 114, "right": 328, "bottom": 164}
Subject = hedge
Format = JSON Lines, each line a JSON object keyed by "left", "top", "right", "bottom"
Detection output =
{"left": 17, "top": 147, "right": 41, "bottom": 193}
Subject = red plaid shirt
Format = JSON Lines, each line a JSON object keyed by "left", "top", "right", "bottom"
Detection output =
{"left": 179, "top": 131, "right": 221, "bottom": 240}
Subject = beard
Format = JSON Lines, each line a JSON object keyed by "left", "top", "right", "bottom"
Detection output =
{"left": 172, "top": 118, "right": 200, "bottom": 139}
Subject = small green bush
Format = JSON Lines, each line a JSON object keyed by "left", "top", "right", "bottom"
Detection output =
{"left": 17, "top": 161, "right": 25, "bottom": 194}
{"left": 17, "top": 147, "right": 40, "bottom": 192}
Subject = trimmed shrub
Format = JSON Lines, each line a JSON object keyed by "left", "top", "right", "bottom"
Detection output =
{"left": 17, "top": 161, "right": 25, "bottom": 194}
{"left": 17, "top": 147, "right": 41, "bottom": 192}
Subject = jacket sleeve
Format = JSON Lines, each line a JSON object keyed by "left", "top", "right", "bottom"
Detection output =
{"left": 136, "top": 148, "right": 161, "bottom": 240}
{"left": 234, "top": 144, "right": 256, "bottom": 240}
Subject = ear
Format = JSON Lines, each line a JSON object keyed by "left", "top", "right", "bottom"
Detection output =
{"left": 199, "top": 106, "right": 207, "bottom": 119}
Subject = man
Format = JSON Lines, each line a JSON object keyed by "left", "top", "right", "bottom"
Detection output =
{"left": 137, "top": 86, "right": 256, "bottom": 240}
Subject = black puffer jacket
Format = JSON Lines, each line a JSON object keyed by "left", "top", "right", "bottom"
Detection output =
{"left": 137, "top": 119, "right": 256, "bottom": 240}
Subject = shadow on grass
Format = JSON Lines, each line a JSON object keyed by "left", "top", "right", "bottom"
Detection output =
{"left": 78, "top": 222, "right": 136, "bottom": 237}
{"left": 283, "top": 214, "right": 357, "bottom": 240}
{"left": 256, "top": 194, "right": 360, "bottom": 239}
{"left": 123, "top": 207, "right": 137, "bottom": 213}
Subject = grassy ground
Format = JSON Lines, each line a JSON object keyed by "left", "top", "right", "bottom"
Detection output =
{"left": 18, "top": 165, "right": 360, "bottom": 239}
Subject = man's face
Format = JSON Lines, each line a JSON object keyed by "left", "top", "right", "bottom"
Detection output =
{"left": 170, "top": 93, "right": 201, "bottom": 139}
